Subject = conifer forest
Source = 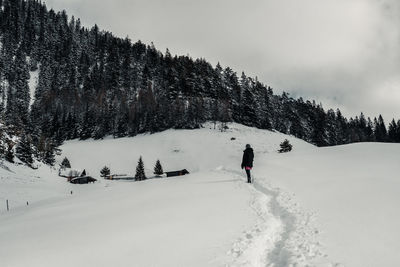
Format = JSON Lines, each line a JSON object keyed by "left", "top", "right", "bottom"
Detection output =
{"left": 1, "top": 0, "right": 399, "bottom": 166}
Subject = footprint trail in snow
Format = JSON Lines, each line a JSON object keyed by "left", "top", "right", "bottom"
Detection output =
{"left": 223, "top": 169, "right": 339, "bottom": 267}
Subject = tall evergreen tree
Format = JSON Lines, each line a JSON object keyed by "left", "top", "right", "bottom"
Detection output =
{"left": 311, "top": 105, "right": 328, "bottom": 146}
{"left": 15, "top": 133, "right": 33, "bottom": 166}
{"left": 5, "top": 140, "right": 14, "bottom": 163}
{"left": 365, "top": 117, "right": 374, "bottom": 142}
{"left": 388, "top": 119, "right": 397, "bottom": 142}
{"left": 154, "top": 159, "right": 163, "bottom": 176}
{"left": 5, "top": 48, "right": 30, "bottom": 129}
{"left": 374, "top": 115, "right": 387, "bottom": 142}
{"left": 239, "top": 73, "right": 257, "bottom": 126}
{"left": 42, "top": 139, "right": 56, "bottom": 166}
{"left": 135, "top": 156, "right": 146, "bottom": 181}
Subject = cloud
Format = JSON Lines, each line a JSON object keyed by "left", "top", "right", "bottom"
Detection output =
{"left": 45, "top": 0, "right": 400, "bottom": 120}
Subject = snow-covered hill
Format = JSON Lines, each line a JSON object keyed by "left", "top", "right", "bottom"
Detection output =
{"left": 257, "top": 142, "right": 400, "bottom": 266}
{"left": 1, "top": 123, "right": 399, "bottom": 267}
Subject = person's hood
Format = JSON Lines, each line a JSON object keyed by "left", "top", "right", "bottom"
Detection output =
{"left": 244, "top": 147, "right": 253, "bottom": 152}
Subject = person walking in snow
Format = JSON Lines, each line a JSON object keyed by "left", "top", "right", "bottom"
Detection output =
{"left": 241, "top": 144, "right": 254, "bottom": 183}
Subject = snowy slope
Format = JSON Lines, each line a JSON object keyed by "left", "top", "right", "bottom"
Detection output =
{"left": 0, "top": 162, "right": 76, "bottom": 210}
{"left": 58, "top": 122, "right": 313, "bottom": 177}
{"left": 255, "top": 142, "right": 400, "bottom": 266}
{"left": 1, "top": 122, "right": 399, "bottom": 266}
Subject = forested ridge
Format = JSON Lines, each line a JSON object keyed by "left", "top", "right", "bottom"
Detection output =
{"left": 1, "top": 0, "right": 399, "bottom": 166}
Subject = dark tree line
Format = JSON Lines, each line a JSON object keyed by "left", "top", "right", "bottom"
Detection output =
{"left": 0, "top": 0, "right": 399, "bottom": 166}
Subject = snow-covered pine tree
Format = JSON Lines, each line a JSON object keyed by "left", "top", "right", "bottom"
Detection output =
{"left": 5, "top": 48, "right": 30, "bottom": 130}
{"left": 0, "top": 126, "right": 5, "bottom": 159}
{"left": 365, "top": 117, "right": 374, "bottom": 142}
{"left": 374, "top": 115, "right": 388, "bottom": 142}
{"left": 135, "top": 156, "right": 146, "bottom": 181}
{"left": 154, "top": 159, "right": 163, "bottom": 176}
{"left": 278, "top": 139, "right": 293, "bottom": 153}
{"left": 15, "top": 134, "right": 34, "bottom": 166}
{"left": 5, "top": 140, "right": 14, "bottom": 163}
{"left": 0, "top": 142, "right": 4, "bottom": 160}
{"left": 43, "top": 143, "right": 56, "bottom": 166}
{"left": 240, "top": 73, "right": 258, "bottom": 126}
{"left": 100, "top": 166, "right": 110, "bottom": 177}
{"left": 60, "top": 157, "right": 71, "bottom": 169}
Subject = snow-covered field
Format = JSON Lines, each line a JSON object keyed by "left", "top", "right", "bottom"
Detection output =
{"left": 257, "top": 143, "right": 400, "bottom": 266}
{"left": 1, "top": 123, "right": 399, "bottom": 266}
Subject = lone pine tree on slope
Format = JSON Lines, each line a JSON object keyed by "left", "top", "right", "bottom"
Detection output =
{"left": 154, "top": 159, "right": 163, "bottom": 176}
{"left": 60, "top": 157, "right": 71, "bottom": 169}
{"left": 135, "top": 156, "right": 146, "bottom": 181}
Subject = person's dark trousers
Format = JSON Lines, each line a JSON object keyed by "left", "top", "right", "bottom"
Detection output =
{"left": 245, "top": 169, "right": 251, "bottom": 183}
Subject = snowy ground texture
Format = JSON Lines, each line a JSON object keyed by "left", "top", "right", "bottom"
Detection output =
{"left": 1, "top": 122, "right": 400, "bottom": 267}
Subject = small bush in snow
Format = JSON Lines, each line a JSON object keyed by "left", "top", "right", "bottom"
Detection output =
{"left": 219, "top": 122, "right": 229, "bottom": 132}
{"left": 100, "top": 166, "right": 111, "bottom": 177}
{"left": 279, "top": 139, "right": 293, "bottom": 153}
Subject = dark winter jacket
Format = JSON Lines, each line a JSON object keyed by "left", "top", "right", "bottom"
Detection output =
{"left": 241, "top": 148, "right": 254, "bottom": 168}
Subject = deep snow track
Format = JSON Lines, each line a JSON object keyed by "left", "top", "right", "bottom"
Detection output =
{"left": 225, "top": 169, "right": 334, "bottom": 267}
{"left": 224, "top": 171, "right": 282, "bottom": 267}
{"left": 252, "top": 180, "right": 296, "bottom": 266}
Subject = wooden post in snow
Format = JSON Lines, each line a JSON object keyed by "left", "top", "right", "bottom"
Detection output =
{"left": 6, "top": 199, "right": 9, "bottom": 211}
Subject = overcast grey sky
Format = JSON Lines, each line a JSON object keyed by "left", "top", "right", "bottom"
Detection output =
{"left": 45, "top": 0, "right": 400, "bottom": 121}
